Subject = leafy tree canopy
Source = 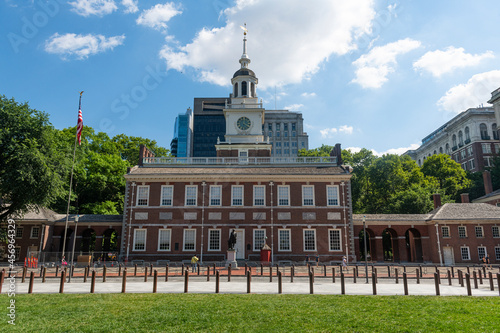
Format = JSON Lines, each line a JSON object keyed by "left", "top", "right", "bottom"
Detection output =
{"left": 0, "top": 95, "right": 68, "bottom": 221}
{"left": 298, "top": 144, "right": 334, "bottom": 157}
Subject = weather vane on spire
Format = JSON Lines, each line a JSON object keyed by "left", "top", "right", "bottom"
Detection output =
{"left": 240, "top": 23, "right": 248, "bottom": 35}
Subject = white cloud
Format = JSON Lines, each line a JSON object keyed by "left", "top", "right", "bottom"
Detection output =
{"left": 301, "top": 92, "right": 316, "bottom": 98}
{"left": 121, "top": 0, "right": 138, "bottom": 13}
{"left": 320, "top": 125, "right": 354, "bottom": 138}
{"left": 44, "top": 33, "right": 125, "bottom": 60}
{"left": 160, "top": 0, "right": 376, "bottom": 88}
{"left": 68, "top": 0, "right": 117, "bottom": 17}
{"left": 437, "top": 70, "right": 500, "bottom": 113}
{"left": 284, "top": 103, "right": 304, "bottom": 111}
{"left": 136, "top": 3, "right": 182, "bottom": 30}
{"left": 351, "top": 38, "right": 421, "bottom": 89}
{"left": 413, "top": 47, "right": 494, "bottom": 77}
{"left": 346, "top": 143, "right": 419, "bottom": 157}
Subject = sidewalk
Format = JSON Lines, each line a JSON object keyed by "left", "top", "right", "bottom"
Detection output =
{"left": 4, "top": 275, "right": 499, "bottom": 296}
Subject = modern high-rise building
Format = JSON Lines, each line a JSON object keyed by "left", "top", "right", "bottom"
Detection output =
{"left": 191, "top": 98, "right": 227, "bottom": 157}
{"left": 404, "top": 107, "right": 499, "bottom": 172}
{"left": 170, "top": 108, "right": 193, "bottom": 157}
{"left": 264, "top": 110, "right": 308, "bottom": 157}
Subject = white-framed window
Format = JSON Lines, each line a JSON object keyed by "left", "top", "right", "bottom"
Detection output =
{"left": 492, "top": 226, "right": 500, "bottom": 238}
{"left": 185, "top": 185, "right": 197, "bottom": 206}
{"left": 441, "top": 226, "right": 450, "bottom": 238}
{"left": 468, "top": 159, "right": 475, "bottom": 170}
{"left": 208, "top": 229, "right": 221, "bottom": 251}
{"left": 482, "top": 143, "right": 492, "bottom": 154}
{"left": 461, "top": 162, "right": 467, "bottom": 170}
{"left": 329, "top": 229, "right": 341, "bottom": 251}
{"left": 133, "top": 229, "right": 146, "bottom": 251}
{"left": 209, "top": 185, "right": 221, "bottom": 206}
{"left": 460, "top": 150, "right": 466, "bottom": 159}
{"left": 15, "top": 227, "right": 23, "bottom": 239}
{"left": 467, "top": 146, "right": 473, "bottom": 155}
{"left": 277, "top": 185, "right": 290, "bottom": 206}
{"left": 158, "top": 229, "right": 171, "bottom": 251}
{"left": 231, "top": 185, "right": 244, "bottom": 206}
{"left": 136, "top": 185, "right": 149, "bottom": 206}
{"left": 495, "top": 247, "right": 500, "bottom": 260}
{"left": 14, "top": 247, "right": 21, "bottom": 261}
{"left": 303, "top": 229, "right": 316, "bottom": 251}
{"left": 302, "top": 185, "right": 315, "bottom": 206}
{"left": 278, "top": 229, "right": 291, "bottom": 251}
{"left": 478, "top": 246, "right": 486, "bottom": 260}
{"left": 327, "top": 185, "right": 339, "bottom": 206}
{"left": 458, "top": 226, "right": 467, "bottom": 238}
{"left": 161, "top": 185, "right": 173, "bottom": 206}
{"left": 475, "top": 226, "right": 484, "bottom": 238}
{"left": 253, "top": 229, "right": 266, "bottom": 251}
{"left": 183, "top": 229, "right": 196, "bottom": 251}
{"left": 461, "top": 246, "right": 470, "bottom": 260}
{"left": 485, "top": 157, "right": 493, "bottom": 167}
{"left": 30, "top": 227, "right": 40, "bottom": 239}
{"left": 253, "top": 185, "right": 265, "bottom": 206}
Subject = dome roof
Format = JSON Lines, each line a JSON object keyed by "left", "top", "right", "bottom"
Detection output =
{"left": 233, "top": 68, "right": 256, "bottom": 78}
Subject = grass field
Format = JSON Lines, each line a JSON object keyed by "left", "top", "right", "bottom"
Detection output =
{"left": 1, "top": 294, "right": 499, "bottom": 332}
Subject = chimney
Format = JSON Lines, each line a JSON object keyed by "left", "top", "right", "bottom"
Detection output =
{"left": 432, "top": 194, "right": 441, "bottom": 209}
{"left": 483, "top": 171, "right": 493, "bottom": 194}
{"left": 460, "top": 193, "right": 470, "bottom": 203}
{"left": 331, "top": 143, "right": 343, "bottom": 165}
{"left": 138, "top": 144, "right": 155, "bottom": 166}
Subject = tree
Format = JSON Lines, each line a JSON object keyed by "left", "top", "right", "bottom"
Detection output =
{"left": 298, "top": 144, "right": 334, "bottom": 157}
{"left": 421, "top": 154, "right": 472, "bottom": 200}
{"left": 112, "top": 134, "right": 170, "bottom": 166}
{"left": 489, "top": 154, "right": 500, "bottom": 191}
{"left": 342, "top": 148, "right": 377, "bottom": 213}
{"left": 0, "top": 95, "right": 68, "bottom": 221}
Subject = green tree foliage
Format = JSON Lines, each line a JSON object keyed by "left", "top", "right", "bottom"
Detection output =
{"left": 342, "top": 148, "right": 376, "bottom": 213}
{"left": 465, "top": 171, "right": 485, "bottom": 201}
{"left": 421, "top": 154, "right": 472, "bottom": 201}
{"left": 112, "top": 134, "right": 170, "bottom": 166}
{"left": 298, "top": 144, "right": 334, "bottom": 157}
{"left": 0, "top": 95, "right": 68, "bottom": 221}
{"left": 489, "top": 154, "right": 500, "bottom": 191}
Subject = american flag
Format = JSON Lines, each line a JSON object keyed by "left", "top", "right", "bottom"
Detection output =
{"left": 76, "top": 91, "right": 83, "bottom": 145}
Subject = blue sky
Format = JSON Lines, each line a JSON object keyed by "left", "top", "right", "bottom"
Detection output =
{"left": 2, "top": 0, "right": 500, "bottom": 155}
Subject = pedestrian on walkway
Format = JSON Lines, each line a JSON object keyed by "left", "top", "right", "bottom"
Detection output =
{"left": 191, "top": 255, "right": 199, "bottom": 273}
{"left": 342, "top": 256, "right": 348, "bottom": 272}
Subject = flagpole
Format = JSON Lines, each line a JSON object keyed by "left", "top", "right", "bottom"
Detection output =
{"left": 61, "top": 92, "right": 84, "bottom": 268}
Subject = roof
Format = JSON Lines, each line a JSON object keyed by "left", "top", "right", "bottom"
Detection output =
{"left": 15, "top": 206, "right": 59, "bottom": 221}
{"left": 233, "top": 68, "right": 256, "bottom": 78}
{"left": 429, "top": 203, "right": 500, "bottom": 221}
{"left": 53, "top": 214, "right": 122, "bottom": 223}
{"left": 127, "top": 165, "right": 349, "bottom": 177}
{"left": 472, "top": 188, "right": 500, "bottom": 203}
{"left": 353, "top": 214, "right": 430, "bottom": 222}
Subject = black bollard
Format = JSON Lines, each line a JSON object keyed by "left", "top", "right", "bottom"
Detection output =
{"left": 489, "top": 272, "right": 494, "bottom": 291}
{"left": 215, "top": 271, "right": 220, "bottom": 294}
{"left": 372, "top": 272, "right": 377, "bottom": 295}
{"left": 395, "top": 268, "right": 399, "bottom": 284}
{"left": 153, "top": 270, "right": 158, "bottom": 293}
{"left": 416, "top": 268, "right": 420, "bottom": 284}
{"left": 22, "top": 267, "right": 26, "bottom": 283}
{"left": 134, "top": 264, "right": 137, "bottom": 276}
{"left": 165, "top": 265, "right": 169, "bottom": 282}
{"left": 59, "top": 270, "right": 66, "bottom": 294}
{"left": 247, "top": 270, "right": 251, "bottom": 294}
{"left": 434, "top": 272, "right": 440, "bottom": 296}
{"left": 447, "top": 270, "right": 452, "bottom": 286}
{"left": 90, "top": 270, "right": 96, "bottom": 294}
{"left": 103, "top": 266, "right": 107, "bottom": 282}
{"left": 466, "top": 273, "right": 472, "bottom": 296}
{"left": 479, "top": 269, "right": 483, "bottom": 285}
{"left": 473, "top": 271, "right": 478, "bottom": 289}
{"left": 150, "top": 263, "right": 153, "bottom": 276}
{"left": 207, "top": 265, "right": 210, "bottom": 281}
{"left": 341, "top": 272, "right": 345, "bottom": 295}
{"left": 269, "top": 265, "right": 272, "bottom": 283}
{"left": 144, "top": 266, "right": 148, "bottom": 282}
{"left": 122, "top": 268, "right": 127, "bottom": 293}
{"left": 184, "top": 270, "right": 189, "bottom": 293}
{"left": 278, "top": 271, "right": 282, "bottom": 294}
{"left": 403, "top": 272, "right": 408, "bottom": 295}
{"left": 28, "top": 271, "right": 34, "bottom": 294}
{"left": 228, "top": 264, "right": 232, "bottom": 282}
{"left": 332, "top": 267, "right": 335, "bottom": 283}
{"left": 309, "top": 271, "right": 314, "bottom": 295}
{"left": 42, "top": 266, "right": 47, "bottom": 283}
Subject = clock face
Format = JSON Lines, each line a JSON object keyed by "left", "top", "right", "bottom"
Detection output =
{"left": 237, "top": 116, "right": 251, "bottom": 130}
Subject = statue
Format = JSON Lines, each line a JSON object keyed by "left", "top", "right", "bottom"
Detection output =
{"left": 228, "top": 229, "right": 237, "bottom": 250}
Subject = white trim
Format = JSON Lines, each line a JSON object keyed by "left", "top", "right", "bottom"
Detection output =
{"left": 278, "top": 229, "right": 292, "bottom": 252}
{"left": 231, "top": 185, "right": 244, "bottom": 206}
{"left": 475, "top": 226, "right": 484, "bottom": 238}
{"left": 253, "top": 185, "right": 266, "bottom": 206}
{"left": 303, "top": 229, "right": 317, "bottom": 252}
{"left": 185, "top": 185, "right": 198, "bottom": 206}
{"left": 160, "top": 185, "right": 174, "bottom": 206}
{"left": 133, "top": 229, "right": 147, "bottom": 252}
{"left": 328, "top": 228, "right": 342, "bottom": 251}
{"left": 277, "top": 185, "right": 290, "bottom": 206}
{"left": 136, "top": 185, "right": 150, "bottom": 206}
{"left": 326, "top": 185, "right": 340, "bottom": 206}
{"left": 30, "top": 226, "right": 40, "bottom": 239}
{"left": 209, "top": 185, "right": 222, "bottom": 206}
{"left": 253, "top": 229, "right": 266, "bottom": 251}
{"left": 208, "top": 229, "right": 221, "bottom": 251}
{"left": 460, "top": 246, "right": 470, "bottom": 260}
{"left": 302, "top": 185, "right": 315, "bottom": 206}
{"left": 477, "top": 246, "right": 487, "bottom": 260}
{"left": 183, "top": 229, "right": 196, "bottom": 251}
{"left": 157, "top": 229, "right": 171, "bottom": 251}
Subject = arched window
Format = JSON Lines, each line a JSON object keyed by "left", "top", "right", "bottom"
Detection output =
{"left": 241, "top": 81, "right": 247, "bottom": 96}
{"left": 458, "top": 131, "right": 463, "bottom": 146}
{"left": 452, "top": 134, "right": 457, "bottom": 147}
{"left": 233, "top": 83, "right": 238, "bottom": 97}
{"left": 439, "top": 147, "right": 443, "bottom": 154}
{"left": 445, "top": 143, "right": 450, "bottom": 154}
{"left": 418, "top": 159, "right": 421, "bottom": 166}
{"left": 465, "top": 126, "right": 470, "bottom": 142}
{"left": 251, "top": 82, "right": 255, "bottom": 97}
{"left": 493, "top": 123, "right": 498, "bottom": 140}
{"left": 433, "top": 150, "right": 437, "bottom": 155}
{"left": 480, "top": 123, "right": 488, "bottom": 140}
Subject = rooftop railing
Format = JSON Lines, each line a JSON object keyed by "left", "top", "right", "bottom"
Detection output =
{"left": 142, "top": 156, "right": 338, "bottom": 166}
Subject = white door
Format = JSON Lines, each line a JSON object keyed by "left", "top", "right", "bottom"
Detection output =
{"left": 443, "top": 247, "right": 454, "bottom": 266}
{"left": 234, "top": 229, "right": 245, "bottom": 259}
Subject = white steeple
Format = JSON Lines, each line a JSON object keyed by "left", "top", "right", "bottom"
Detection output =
{"left": 239, "top": 24, "right": 250, "bottom": 69}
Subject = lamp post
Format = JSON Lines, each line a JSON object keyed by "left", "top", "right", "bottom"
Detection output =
{"left": 363, "top": 215, "right": 368, "bottom": 283}
{"left": 341, "top": 181, "right": 348, "bottom": 263}
{"left": 435, "top": 223, "right": 443, "bottom": 266}
{"left": 126, "top": 182, "right": 136, "bottom": 263}
{"left": 68, "top": 214, "right": 79, "bottom": 283}
{"left": 269, "top": 181, "right": 274, "bottom": 265}
{"left": 201, "top": 181, "right": 206, "bottom": 264}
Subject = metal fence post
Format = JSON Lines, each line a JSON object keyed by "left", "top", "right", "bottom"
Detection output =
{"left": 403, "top": 272, "right": 408, "bottom": 295}
{"left": 90, "top": 270, "right": 95, "bottom": 294}
{"left": 28, "top": 271, "right": 34, "bottom": 294}
{"left": 59, "top": 270, "right": 66, "bottom": 294}
{"left": 122, "top": 269, "right": 127, "bottom": 293}
{"left": 434, "top": 272, "right": 440, "bottom": 296}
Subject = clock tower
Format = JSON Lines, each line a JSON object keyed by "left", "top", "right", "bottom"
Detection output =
{"left": 215, "top": 26, "right": 272, "bottom": 158}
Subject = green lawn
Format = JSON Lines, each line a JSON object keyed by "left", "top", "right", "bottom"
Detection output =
{"left": 1, "top": 294, "right": 499, "bottom": 332}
